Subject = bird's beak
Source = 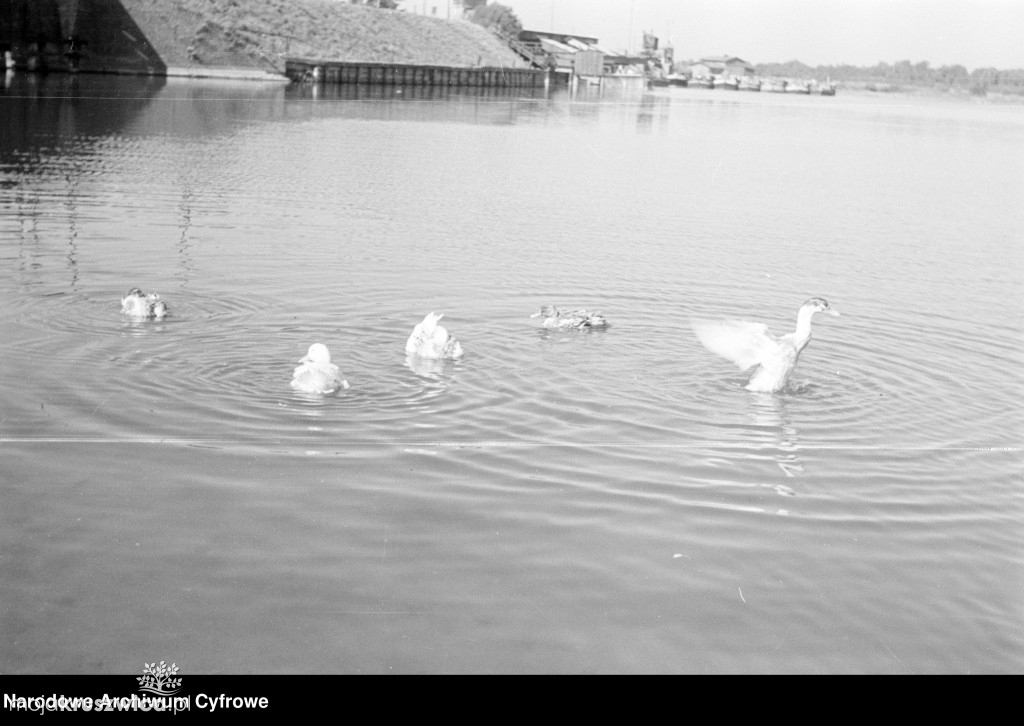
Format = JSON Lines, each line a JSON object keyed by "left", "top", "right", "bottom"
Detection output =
{"left": 530, "top": 311, "right": 541, "bottom": 318}
{"left": 828, "top": 308, "right": 840, "bottom": 316}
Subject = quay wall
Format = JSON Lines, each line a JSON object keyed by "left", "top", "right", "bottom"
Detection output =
{"left": 286, "top": 59, "right": 545, "bottom": 89}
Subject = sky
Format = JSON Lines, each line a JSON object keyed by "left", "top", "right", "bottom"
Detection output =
{"left": 501, "top": 0, "right": 1023, "bottom": 70}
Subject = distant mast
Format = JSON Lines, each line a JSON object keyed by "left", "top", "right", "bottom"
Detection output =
{"left": 628, "top": 0, "right": 634, "bottom": 53}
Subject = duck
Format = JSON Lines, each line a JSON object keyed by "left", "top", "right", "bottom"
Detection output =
{"left": 290, "top": 343, "right": 349, "bottom": 394}
{"left": 530, "top": 305, "right": 608, "bottom": 329}
{"left": 405, "top": 312, "right": 464, "bottom": 359}
{"left": 121, "top": 288, "right": 168, "bottom": 319}
{"left": 691, "top": 297, "right": 839, "bottom": 393}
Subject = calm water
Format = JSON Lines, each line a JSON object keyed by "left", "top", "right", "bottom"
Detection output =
{"left": 1, "top": 73, "right": 1022, "bottom": 674}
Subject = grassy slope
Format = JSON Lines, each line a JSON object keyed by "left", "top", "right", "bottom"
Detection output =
{"left": 120, "top": 0, "right": 527, "bottom": 72}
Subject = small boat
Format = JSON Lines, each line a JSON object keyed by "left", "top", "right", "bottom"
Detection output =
{"left": 784, "top": 80, "right": 811, "bottom": 94}
{"left": 761, "top": 79, "right": 787, "bottom": 93}
{"left": 810, "top": 77, "right": 837, "bottom": 95}
{"left": 738, "top": 77, "right": 761, "bottom": 91}
{"left": 689, "top": 76, "right": 714, "bottom": 89}
{"left": 666, "top": 74, "right": 689, "bottom": 87}
{"left": 713, "top": 75, "right": 739, "bottom": 90}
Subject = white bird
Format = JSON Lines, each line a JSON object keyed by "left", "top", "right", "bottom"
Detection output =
{"left": 530, "top": 305, "right": 608, "bottom": 329}
{"left": 691, "top": 297, "right": 839, "bottom": 393}
{"left": 121, "top": 288, "right": 168, "bottom": 319}
{"left": 291, "top": 343, "right": 349, "bottom": 394}
{"left": 405, "top": 312, "right": 464, "bottom": 360}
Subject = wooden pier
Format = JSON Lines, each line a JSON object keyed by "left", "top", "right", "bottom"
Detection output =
{"left": 285, "top": 59, "right": 546, "bottom": 89}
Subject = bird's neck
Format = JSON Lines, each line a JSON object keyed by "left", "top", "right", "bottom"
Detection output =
{"left": 792, "top": 307, "right": 816, "bottom": 352}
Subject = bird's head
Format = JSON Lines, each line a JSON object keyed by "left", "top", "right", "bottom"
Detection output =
{"left": 299, "top": 343, "right": 332, "bottom": 364}
{"left": 804, "top": 297, "right": 840, "bottom": 317}
{"left": 530, "top": 305, "right": 559, "bottom": 319}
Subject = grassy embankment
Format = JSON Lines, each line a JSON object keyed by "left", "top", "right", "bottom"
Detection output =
{"left": 122, "top": 0, "right": 527, "bottom": 73}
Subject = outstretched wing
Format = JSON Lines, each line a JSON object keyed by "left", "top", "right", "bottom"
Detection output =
{"left": 691, "top": 318, "right": 779, "bottom": 371}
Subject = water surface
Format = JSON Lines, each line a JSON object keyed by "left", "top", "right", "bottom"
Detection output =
{"left": 1, "top": 74, "right": 1021, "bottom": 673}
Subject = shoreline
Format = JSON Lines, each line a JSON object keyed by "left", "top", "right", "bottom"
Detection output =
{"left": 839, "top": 81, "right": 1024, "bottom": 104}
{"left": 2, "top": 0, "right": 527, "bottom": 78}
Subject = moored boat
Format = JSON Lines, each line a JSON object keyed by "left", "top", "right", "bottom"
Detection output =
{"left": 813, "top": 79, "right": 836, "bottom": 95}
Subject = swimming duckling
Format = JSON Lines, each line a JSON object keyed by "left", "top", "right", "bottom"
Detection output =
{"left": 405, "top": 312, "right": 464, "bottom": 360}
{"left": 121, "top": 288, "right": 168, "bottom": 319}
{"left": 691, "top": 297, "right": 839, "bottom": 393}
{"left": 530, "top": 305, "right": 608, "bottom": 329}
{"left": 149, "top": 297, "right": 168, "bottom": 319}
{"left": 291, "top": 343, "right": 349, "bottom": 394}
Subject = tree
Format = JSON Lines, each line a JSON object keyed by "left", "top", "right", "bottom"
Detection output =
{"left": 935, "top": 64, "right": 968, "bottom": 86}
{"left": 466, "top": 3, "right": 523, "bottom": 39}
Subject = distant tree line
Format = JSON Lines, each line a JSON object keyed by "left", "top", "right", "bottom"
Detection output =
{"left": 754, "top": 59, "right": 1024, "bottom": 95}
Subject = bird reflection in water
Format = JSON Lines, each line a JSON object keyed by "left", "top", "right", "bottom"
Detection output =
{"left": 404, "top": 353, "right": 453, "bottom": 380}
{"left": 748, "top": 392, "right": 803, "bottom": 488}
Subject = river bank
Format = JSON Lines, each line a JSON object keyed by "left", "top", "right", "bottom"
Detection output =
{"left": 839, "top": 80, "right": 1023, "bottom": 104}
{"left": 3, "top": 0, "right": 528, "bottom": 78}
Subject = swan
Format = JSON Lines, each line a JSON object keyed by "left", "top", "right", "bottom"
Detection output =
{"left": 405, "top": 312, "right": 464, "bottom": 360}
{"left": 121, "top": 288, "right": 168, "bottom": 319}
{"left": 691, "top": 297, "right": 839, "bottom": 392}
{"left": 291, "top": 343, "right": 349, "bottom": 394}
{"left": 530, "top": 305, "right": 608, "bottom": 329}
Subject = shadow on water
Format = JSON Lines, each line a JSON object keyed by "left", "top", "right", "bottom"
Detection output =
{"left": 284, "top": 81, "right": 660, "bottom": 129}
{"left": 2, "top": 73, "right": 163, "bottom": 296}
{"left": 636, "top": 92, "right": 671, "bottom": 134}
{"left": 0, "top": 72, "right": 166, "bottom": 153}
{"left": 1, "top": 73, "right": 293, "bottom": 298}
{"left": 1, "top": 72, "right": 294, "bottom": 156}
{"left": 285, "top": 81, "right": 554, "bottom": 127}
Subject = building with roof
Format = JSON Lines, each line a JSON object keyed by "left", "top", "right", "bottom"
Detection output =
{"left": 689, "top": 55, "right": 755, "bottom": 78}
{"left": 516, "top": 30, "right": 648, "bottom": 78}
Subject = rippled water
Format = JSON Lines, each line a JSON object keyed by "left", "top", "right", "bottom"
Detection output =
{"left": 2, "top": 73, "right": 1021, "bottom": 673}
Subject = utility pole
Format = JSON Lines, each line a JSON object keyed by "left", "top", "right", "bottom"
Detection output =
{"left": 628, "top": 0, "right": 634, "bottom": 54}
